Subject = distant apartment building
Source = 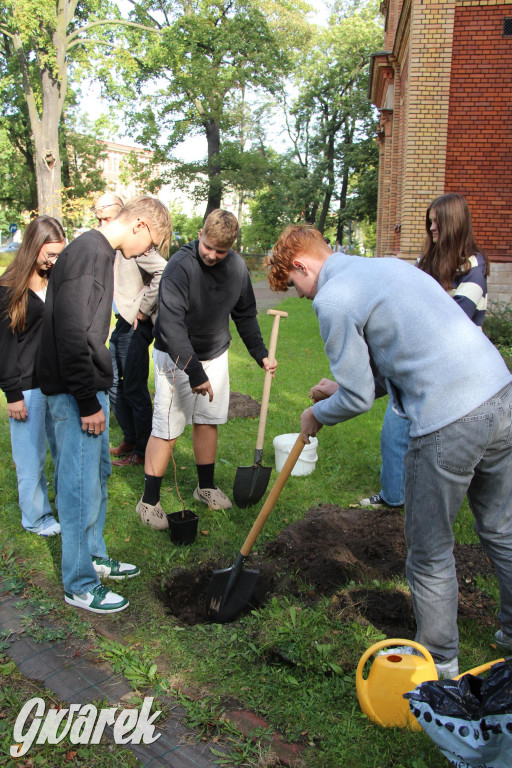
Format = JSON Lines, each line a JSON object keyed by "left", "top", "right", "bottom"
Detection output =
{"left": 369, "top": 0, "right": 512, "bottom": 302}
{"left": 98, "top": 139, "right": 203, "bottom": 215}
{"left": 98, "top": 139, "right": 241, "bottom": 222}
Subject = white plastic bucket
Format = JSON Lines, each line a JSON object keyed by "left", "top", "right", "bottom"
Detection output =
{"left": 272, "top": 433, "right": 318, "bottom": 476}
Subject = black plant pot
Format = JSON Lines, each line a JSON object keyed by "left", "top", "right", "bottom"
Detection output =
{"left": 167, "top": 509, "right": 198, "bottom": 545}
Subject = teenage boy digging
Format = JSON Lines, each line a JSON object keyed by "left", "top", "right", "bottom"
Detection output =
{"left": 137, "top": 209, "right": 276, "bottom": 529}
{"left": 37, "top": 196, "right": 172, "bottom": 613}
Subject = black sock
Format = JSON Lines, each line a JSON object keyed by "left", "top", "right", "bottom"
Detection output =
{"left": 142, "top": 474, "right": 163, "bottom": 505}
{"left": 197, "top": 463, "right": 215, "bottom": 489}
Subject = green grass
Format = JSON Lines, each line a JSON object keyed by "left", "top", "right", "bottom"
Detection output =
{"left": 0, "top": 295, "right": 505, "bottom": 768}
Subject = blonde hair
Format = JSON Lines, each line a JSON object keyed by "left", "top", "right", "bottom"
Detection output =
{"left": 119, "top": 195, "right": 173, "bottom": 258}
{"left": 202, "top": 210, "right": 238, "bottom": 250}
{"left": 266, "top": 223, "right": 328, "bottom": 292}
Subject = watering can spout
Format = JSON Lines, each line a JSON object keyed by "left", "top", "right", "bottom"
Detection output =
{"left": 356, "top": 639, "right": 438, "bottom": 730}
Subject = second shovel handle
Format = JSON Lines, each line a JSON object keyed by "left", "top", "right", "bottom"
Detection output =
{"left": 255, "top": 309, "right": 288, "bottom": 452}
{"left": 241, "top": 433, "right": 307, "bottom": 556}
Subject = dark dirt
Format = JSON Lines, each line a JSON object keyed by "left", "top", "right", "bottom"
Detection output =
{"left": 228, "top": 391, "right": 261, "bottom": 420}
{"left": 158, "top": 504, "right": 498, "bottom": 636}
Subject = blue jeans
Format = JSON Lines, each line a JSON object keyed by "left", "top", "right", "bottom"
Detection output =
{"left": 109, "top": 317, "right": 153, "bottom": 457}
{"left": 404, "top": 383, "right": 512, "bottom": 662}
{"left": 48, "top": 391, "right": 110, "bottom": 595}
{"left": 10, "top": 387, "right": 58, "bottom": 533}
{"left": 379, "top": 400, "right": 410, "bottom": 506}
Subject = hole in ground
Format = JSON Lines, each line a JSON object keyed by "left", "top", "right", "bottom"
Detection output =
{"left": 156, "top": 504, "right": 497, "bottom": 630}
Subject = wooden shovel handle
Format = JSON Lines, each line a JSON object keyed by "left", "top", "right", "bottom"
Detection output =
{"left": 241, "top": 433, "right": 307, "bottom": 556}
{"left": 255, "top": 309, "right": 288, "bottom": 452}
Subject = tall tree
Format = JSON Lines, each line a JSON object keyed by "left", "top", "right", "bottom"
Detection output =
{"left": 0, "top": 0, "right": 158, "bottom": 219}
{"left": 281, "top": 2, "right": 382, "bottom": 236}
{"left": 122, "top": 0, "right": 310, "bottom": 218}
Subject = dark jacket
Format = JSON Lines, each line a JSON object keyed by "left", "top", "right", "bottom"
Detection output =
{"left": 37, "top": 230, "right": 116, "bottom": 417}
{"left": 154, "top": 239, "right": 267, "bottom": 388}
{"left": 0, "top": 286, "right": 45, "bottom": 402}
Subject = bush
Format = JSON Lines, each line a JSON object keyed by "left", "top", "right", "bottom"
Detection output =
{"left": 484, "top": 301, "right": 512, "bottom": 347}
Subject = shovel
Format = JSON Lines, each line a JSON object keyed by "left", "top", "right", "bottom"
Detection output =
{"left": 233, "top": 308, "right": 288, "bottom": 508}
{"left": 207, "top": 433, "right": 307, "bottom": 623}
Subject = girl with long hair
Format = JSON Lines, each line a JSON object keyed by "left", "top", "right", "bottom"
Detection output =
{"left": 0, "top": 216, "right": 66, "bottom": 535}
{"left": 361, "top": 193, "right": 489, "bottom": 515}
{"left": 418, "top": 192, "right": 489, "bottom": 325}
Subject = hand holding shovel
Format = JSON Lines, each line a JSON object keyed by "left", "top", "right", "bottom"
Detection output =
{"left": 233, "top": 308, "right": 288, "bottom": 507}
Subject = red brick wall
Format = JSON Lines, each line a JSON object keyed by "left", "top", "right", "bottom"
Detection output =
{"left": 446, "top": 6, "right": 512, "bottom": 261}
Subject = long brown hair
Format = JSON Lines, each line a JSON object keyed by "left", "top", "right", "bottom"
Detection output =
{"left": 0, "top": 216, "right": 65, "bottom": 332}
{"left": 417, "top": 193, "right": 489, "bottom": 290}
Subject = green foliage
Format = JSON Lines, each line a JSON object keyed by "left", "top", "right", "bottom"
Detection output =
{"left": 168, "top": 204, "right": 204, "bottom": 244}
{"left": 484, "top": 301, "right": 512, "bottom": 347}
{"left": 97, "top": 638, "right": 164, "bottom": 690}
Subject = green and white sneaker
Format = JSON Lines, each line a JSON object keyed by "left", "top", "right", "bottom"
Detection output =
{"left": 91, "top": 556, "right": 140, "bottom": 580}
{"left": 64, "top": 583, "right": 129, "bottom": 614}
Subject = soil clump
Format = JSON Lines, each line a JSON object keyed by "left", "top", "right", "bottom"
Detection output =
{"left": 228, "top": 391, "right": 261, "bottom": 419}
{"left": 158, "top": 504, "right": 497, "bottom": 635}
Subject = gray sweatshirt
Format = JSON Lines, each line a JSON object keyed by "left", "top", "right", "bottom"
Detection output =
{"left": 312, "top": 253, "right": 511, "bottom": 437}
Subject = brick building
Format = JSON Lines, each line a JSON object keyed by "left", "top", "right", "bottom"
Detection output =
{"left": 369, "top": 0, "right": 512, "bottom": 303}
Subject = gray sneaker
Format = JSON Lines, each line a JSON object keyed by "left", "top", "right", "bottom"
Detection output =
{"left": 495, "top": 629, "right": 512, "bottom": 652}
{"left": 136, "top": 498, "right": 168, "bottom": 530}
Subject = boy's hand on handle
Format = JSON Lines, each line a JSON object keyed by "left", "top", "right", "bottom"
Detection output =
{"left": 262, "top": 356, "right": 277, "bottom": 377}
{"left": 309, "top": 377, "right": 337, "bottom": 403}
{"left": 192, "top": 380, "right": 214, "bottom": 402}
{"left": 300, "top": 406, "right": 323, "bottom": 444}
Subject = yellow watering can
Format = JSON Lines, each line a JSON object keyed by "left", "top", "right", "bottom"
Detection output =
{"left": 356, "top": 639, "right": 506, "bottom": 731}
{"left": 356, "top": 639, "right": 437, "bottom": 730}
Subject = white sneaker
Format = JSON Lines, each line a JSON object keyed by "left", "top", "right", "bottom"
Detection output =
{"left": 35, "top": 520, "right": 61, "bottom": 537}
{"left": 92, "top": 556, "right": 140, "bottom": 580}
{"left": 64, "top": 584, "right": 129, "bottom": 613}
{"left": 435, "top": 657, "right": 459, "bottom": 679}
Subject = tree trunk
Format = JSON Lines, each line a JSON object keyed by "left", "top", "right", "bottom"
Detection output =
{"left": 317, "top": 132, "right": 336, "bottom": 233}
{"left": 336, "top": 168, "right": 349, "bottom": 244}
{"left": 236, "top": 192, "right": 244, "bottom": 251}
{"left": 203, "top": 118, "right": 222, "bottom": 219}
{"left": 33, "top": 68, "right": 63, "bottom": 219}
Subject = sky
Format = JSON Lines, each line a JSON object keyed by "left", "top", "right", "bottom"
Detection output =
{"left": 79, "top": 0, "right": 332, "bottom": 160}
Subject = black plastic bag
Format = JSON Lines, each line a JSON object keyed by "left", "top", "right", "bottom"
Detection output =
{"left": 404, "top": 660, "right": 512, "bottom": 768}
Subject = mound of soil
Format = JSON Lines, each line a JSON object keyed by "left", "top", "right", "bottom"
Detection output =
{"left": 228, "top": 391, "right": 261, "bottom": 419}
{"left": 158, "top": 504, "right": 497, "bottom": 636}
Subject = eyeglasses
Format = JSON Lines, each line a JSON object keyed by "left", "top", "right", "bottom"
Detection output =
{"left": 142, "top": 222, "right": 160, "bottom": 254}
{"left": 93, "top": 202, "right": 122, "bottom": 217}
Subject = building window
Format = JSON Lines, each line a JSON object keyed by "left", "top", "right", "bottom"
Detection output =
{"left": 503, "top": 17, "right": 512, "bottom": 37}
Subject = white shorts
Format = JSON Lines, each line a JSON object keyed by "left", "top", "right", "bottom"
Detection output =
{"left": 152, "top": 349, "right": 230, "bottom": 440}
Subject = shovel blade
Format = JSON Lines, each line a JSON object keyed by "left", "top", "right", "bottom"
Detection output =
{"left": 233, "top": 464, "right": 272, "bottom": 508}
{"left": 206, "top": 566, "right": 259, "bottom": 623}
